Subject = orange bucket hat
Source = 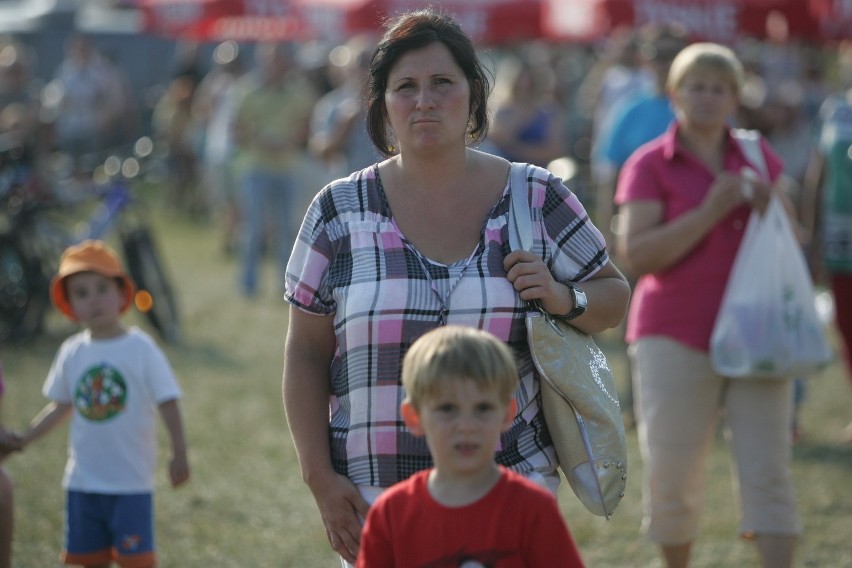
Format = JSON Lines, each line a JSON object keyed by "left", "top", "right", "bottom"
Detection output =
{"left": 50, "top": 240, "right": 136, "bottom": 321}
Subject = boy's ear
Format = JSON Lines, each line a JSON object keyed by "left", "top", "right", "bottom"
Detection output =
{"left": 401, "top": 401, "right": 425, "bottom": 437}
{"left": 502, "top": 398, "right": 517, "bottom": 432}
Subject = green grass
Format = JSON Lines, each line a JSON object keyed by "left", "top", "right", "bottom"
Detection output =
{"left": 2, "top": 206, "right": 852, "bottom": 567}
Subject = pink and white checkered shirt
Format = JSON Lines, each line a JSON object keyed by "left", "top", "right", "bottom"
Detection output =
{"left": 285, "top": 163, "right": 607, "bottom": 487}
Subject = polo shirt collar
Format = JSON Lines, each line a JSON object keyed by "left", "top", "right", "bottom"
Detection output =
{"left": 663, "top": 121, "right": 745, "bottom": 162}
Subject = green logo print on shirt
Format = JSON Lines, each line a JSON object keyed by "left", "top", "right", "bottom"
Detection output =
{"left": 75, "top": 364, "right": 128, "bottom": 421}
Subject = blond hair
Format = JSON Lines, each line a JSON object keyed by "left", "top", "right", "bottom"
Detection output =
{"left": 666, "top": 42, "right": 745, "bottom": 95}
{"left": 402, "top": 326, "right": 519, "bottom": 409}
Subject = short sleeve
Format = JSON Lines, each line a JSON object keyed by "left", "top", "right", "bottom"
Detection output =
{"left": 529, "top": 165, "right": 608, "bottom": 283}
{"left": 140, "top": 333, "right": 182, "bottom": 404}
{"left": 284, "top": 189, "right": 337, "bottom": 315}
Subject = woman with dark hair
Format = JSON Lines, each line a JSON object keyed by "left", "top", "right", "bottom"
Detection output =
{"left": 283, "top": 9, "right": 630, "bottom": 565}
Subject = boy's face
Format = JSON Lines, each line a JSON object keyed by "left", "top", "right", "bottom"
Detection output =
{"left": 403, "top": 378, "right": 516, "bottom": 478}
{"left": 66, "top": 272, "right": 125, "bottom": 338}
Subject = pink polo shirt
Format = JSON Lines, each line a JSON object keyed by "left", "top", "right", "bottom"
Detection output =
{"left": 614, "top": 123, "right": 783, "bottom": 352}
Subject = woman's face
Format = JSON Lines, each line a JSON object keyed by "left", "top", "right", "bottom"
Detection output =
{"left": 384, "top": 42, "right": 471, "bottom": 154}
{"left": 672, "top": 67, "right": 739, "bottom": 129}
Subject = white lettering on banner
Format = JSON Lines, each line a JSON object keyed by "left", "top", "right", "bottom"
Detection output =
{"left": 211, "top": 16, "right": 302, "bottom": 40}
{"left": 546, "top": 1, "right": 597, "bottom": 38}
{"left": 635, "top": 0, "right": 738, "bottom": 42}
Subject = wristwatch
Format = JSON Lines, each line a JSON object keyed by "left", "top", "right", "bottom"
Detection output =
{"left": 554, "top": 283, "right": 587, "bottom": 321}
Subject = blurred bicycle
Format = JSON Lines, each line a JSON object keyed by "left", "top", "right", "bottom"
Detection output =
{"left": 0, "top": 136, "right": 181, "bottom": 344}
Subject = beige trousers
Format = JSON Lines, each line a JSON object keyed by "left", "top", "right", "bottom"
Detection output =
{"left": 630, "top": 337, "right": 801, "bottom": 545}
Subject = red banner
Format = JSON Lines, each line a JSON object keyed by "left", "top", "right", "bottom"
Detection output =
{"left": 808, "top": 0, "right": 852, "bottom": 41}
{"left": 544, "top": 0, "right": 846, "bottom": 43}
{"left": 140, "top": 0, "right": 313, "bottom": 41}
{"left": 139, "top": 0, "right": 544, "bottom": 44}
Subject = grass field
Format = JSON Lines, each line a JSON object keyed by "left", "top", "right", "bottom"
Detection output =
{"left": 2, "top": 203, "right": 852, "bottom": 567}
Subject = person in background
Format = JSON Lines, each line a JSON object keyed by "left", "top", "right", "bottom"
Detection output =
{"left": 802, "top": 46, "right": 852, "bottom": 443}
{"left": 231, "top": 41, "right": 317, "bottom": 298}
{"left": 43, "top": 35, "right": 126, "bottom": 171}
{"left": 283, "top": 9, "right": 630, "bottom": 566}
{"left": 309, "top": 34, "right": 379, "bottom": 185}
{"left": 0, "top": 40, "right": 42, "bottom": 170}
{"left": 192, "top": 40, "right": 245, "bottom": 253}
{"left": 578, "top": 27, "right": 654, "bottom": 210}
{"left": 11, "top": 240, "right": 189, "bottom": 568}
{"left": 356, "top": 326, "right": 585, "bottom": 567}
{"left": 615, "top": 43, "right": 800, "bottom": 568}
{"left": 486, "top": 45, "right": 567, "bottom": 168}
{"left": 152, "top": 74, "right": 201, "bottom": 214}
{"left": 599, "top": 23, "right": 689, "bottom": 249}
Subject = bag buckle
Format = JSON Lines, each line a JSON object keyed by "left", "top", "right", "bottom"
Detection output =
{"left": 528, "top": 299, "right": 565, "bottom": 336}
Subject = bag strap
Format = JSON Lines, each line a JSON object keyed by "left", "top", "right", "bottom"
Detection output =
{"left": 508, "top": 162, "right": 532, "bottom": 252}
{"left": 509, "top": 162, "right": 552, "bottom": 316}
{"left": 731, "top": 128, "right": 769, "bottom": 181}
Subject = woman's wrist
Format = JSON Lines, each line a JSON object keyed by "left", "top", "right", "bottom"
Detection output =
{"left": 551, "top": 283, "right": 587, "bottom": 321}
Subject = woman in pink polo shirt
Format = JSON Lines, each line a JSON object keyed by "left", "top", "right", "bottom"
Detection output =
{"left": 614, "top": 43, "right": 800, "bottom": 568}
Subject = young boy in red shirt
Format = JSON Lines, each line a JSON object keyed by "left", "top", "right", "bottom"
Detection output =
{"left": 357, "top": 325, "right": 585, "bottom": 567}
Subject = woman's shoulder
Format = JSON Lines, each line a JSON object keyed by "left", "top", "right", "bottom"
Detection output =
{"left": 323, "top": 164, "right": 378, "bottom": 191}
{"left": 622, "top": 133, "right": 669, "bottom": 172}
{"left": 297, "top": 165, "right": 391, "bottom": 245}
{"left": 313, "top": 165, "right": 382, "bottom": 212}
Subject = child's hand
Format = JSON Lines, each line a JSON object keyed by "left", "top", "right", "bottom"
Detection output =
{"left": 0, "top": 428, "right": 23, "bottom": 457}
{"left": 169, "top": 452, "right": 190, "bottom": 488}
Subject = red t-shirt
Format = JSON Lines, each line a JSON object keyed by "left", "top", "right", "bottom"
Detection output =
{"left": 614, "top": 123, "right": 783, "bottom": 351}
{"left": 356, "top": 467, "right": 585, "bottom": 568}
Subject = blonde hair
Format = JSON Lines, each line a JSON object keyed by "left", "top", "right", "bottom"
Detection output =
{"left": 666, "top": 42, "right": 745, "bottom": 95}
{"left": 402, "top": 326, "right": 519, "bottom": 409}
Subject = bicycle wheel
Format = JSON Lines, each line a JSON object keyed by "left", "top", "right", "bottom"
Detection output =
{"left": 0, "top": 234, "right": 47, "bottom": 342}
{"left": 121, "top": 227, "right": 181, "bottom": 344}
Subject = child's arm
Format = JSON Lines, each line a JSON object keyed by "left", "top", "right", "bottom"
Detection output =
{"left": 158, "top": 399, "right": 189, "bottom": 488}
{"left": 21, "top": 402, "right": 73, "bottom": 449}
{"left": 0, "top": 428, "right": 22, "bottom": 459}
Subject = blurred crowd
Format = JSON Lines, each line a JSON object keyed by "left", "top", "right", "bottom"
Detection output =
{"left": 1, "top": 28, "right": 850, "bottom": 294}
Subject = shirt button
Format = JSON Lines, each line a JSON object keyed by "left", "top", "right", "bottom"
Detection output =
{"left": 733, "top": 219, "right": 743, "bottom": 230}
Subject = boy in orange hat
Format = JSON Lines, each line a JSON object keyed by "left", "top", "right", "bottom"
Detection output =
{"left": 12, "top": 239, "right": 190, "bottom": 568}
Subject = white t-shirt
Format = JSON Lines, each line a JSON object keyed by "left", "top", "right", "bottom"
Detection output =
{"left": 43, "top": 327, "right": 182, "bottom": 493}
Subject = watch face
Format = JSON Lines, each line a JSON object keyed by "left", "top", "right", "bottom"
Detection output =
{"left": 575, "top": 287, "right": 588, "bottom": 310}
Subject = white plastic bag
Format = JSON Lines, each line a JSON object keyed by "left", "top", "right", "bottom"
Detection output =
{"left": 710, "top": 195, "right": 833, "bottom": 378}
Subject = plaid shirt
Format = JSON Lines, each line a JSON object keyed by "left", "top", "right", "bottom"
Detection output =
{"left": 285, "top": 163, "right": 608, "bottom": 487}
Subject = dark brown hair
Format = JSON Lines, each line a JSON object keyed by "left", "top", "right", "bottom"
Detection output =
{"left": 365, "top": 8, "right": 492, "bottom": 156}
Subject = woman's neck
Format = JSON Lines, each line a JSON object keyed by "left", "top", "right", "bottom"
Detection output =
{"left": 391, "top": 147, "right": 477, "bottom": 196}
{"left": 677, "top": 123, "right": 728, "bottom": 172}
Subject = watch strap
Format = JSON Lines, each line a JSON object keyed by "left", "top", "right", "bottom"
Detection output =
{"left": 553, "top": 283, "right": 586, "bottom": 321}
